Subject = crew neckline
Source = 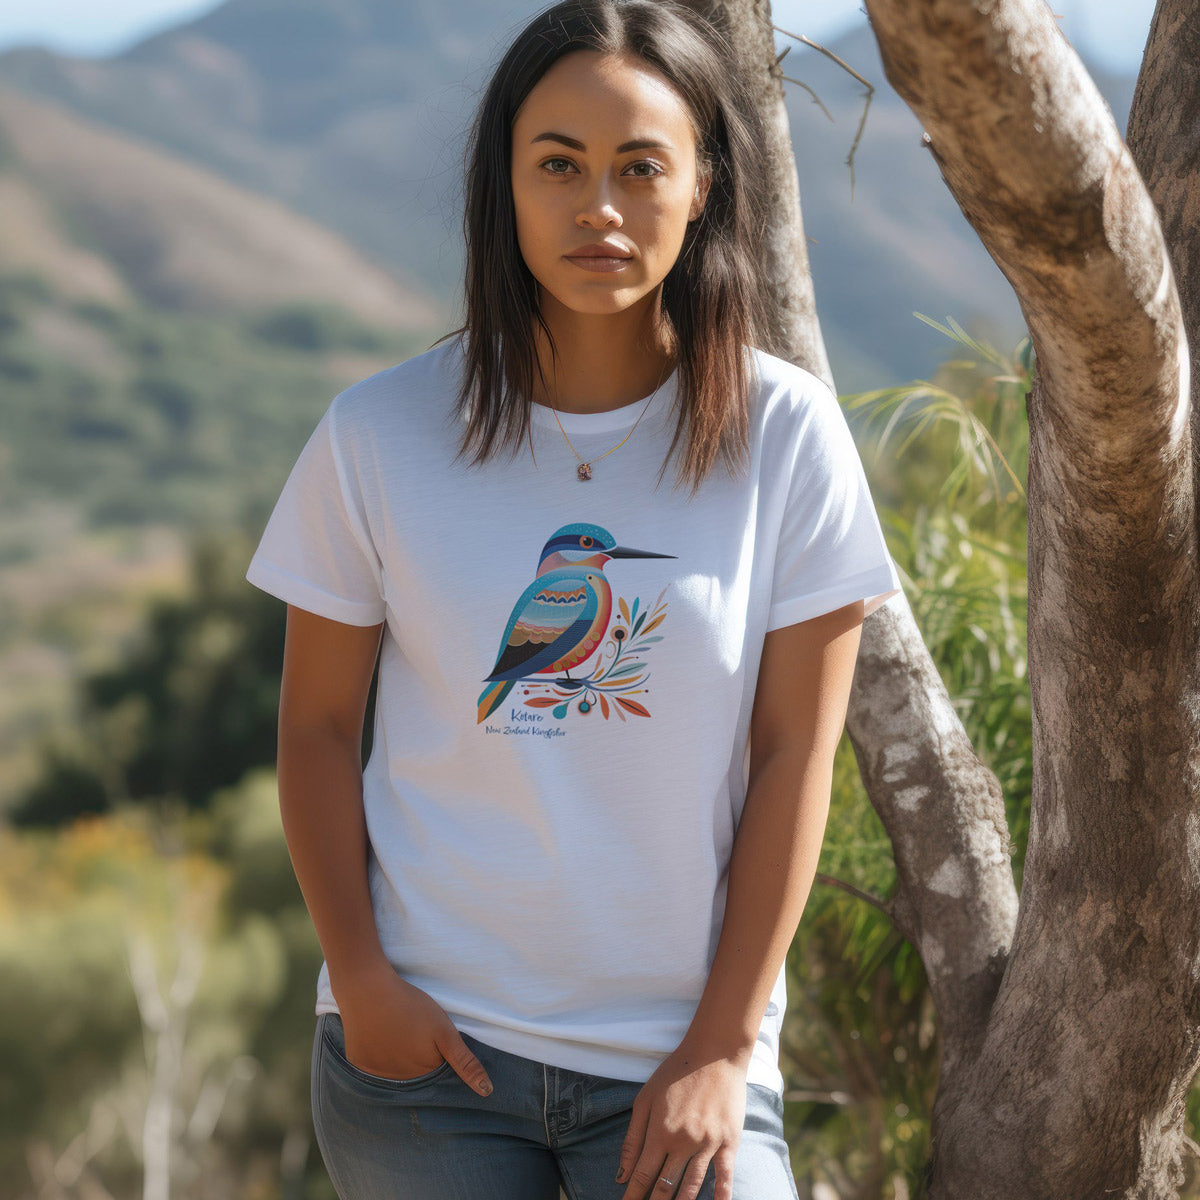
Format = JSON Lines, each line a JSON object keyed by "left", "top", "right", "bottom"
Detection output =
{"left": 529, "top": 366, "right": 679, "bottom": 435}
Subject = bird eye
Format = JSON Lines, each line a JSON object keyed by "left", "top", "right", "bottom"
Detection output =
{"left": 580, "top": 536, "right": 593, "bottom": 548}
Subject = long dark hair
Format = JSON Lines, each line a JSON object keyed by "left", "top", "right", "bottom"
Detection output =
{"left": 437, "top": 0, "right": 771, "bottom": 497}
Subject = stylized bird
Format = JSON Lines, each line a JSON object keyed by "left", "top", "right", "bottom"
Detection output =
{"left": 476, "top": 522, "right": 674, "bottom": 724}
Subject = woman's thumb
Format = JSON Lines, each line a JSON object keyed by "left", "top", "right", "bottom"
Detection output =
{"left": 443, "top": 1030, "right": 494, "bottom": 1096}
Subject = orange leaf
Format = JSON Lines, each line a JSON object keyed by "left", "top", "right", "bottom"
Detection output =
{"left": 615, "top": 697, "right": 651, "bottom": 717}
{"left": 524, "top": 697, "right": 563, "bottom": 708}
{"left": 599, "top": 694, "right": 610, "bottom": 719}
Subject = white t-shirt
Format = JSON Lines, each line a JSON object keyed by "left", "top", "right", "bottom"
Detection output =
{"left": 245, "top": 333, "right": 901, "bottom": 1095}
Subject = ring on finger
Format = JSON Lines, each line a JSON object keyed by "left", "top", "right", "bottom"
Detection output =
{"left": 656, "top": 1156, "right": 691, "bottom": 1193}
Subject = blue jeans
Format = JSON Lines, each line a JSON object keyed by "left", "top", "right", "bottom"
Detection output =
{"left": 312, "top": 1012, "right": 800, "bottom": 1199}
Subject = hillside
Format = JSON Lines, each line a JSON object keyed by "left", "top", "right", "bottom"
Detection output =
{"left": 0, "top": 271, "right": 435, "bottom": 803}
{"left": 0, "top": 0, "right": 497, "bottom": 330}
{"left": 0, "top": 86, "right": 438, "bottom": 327}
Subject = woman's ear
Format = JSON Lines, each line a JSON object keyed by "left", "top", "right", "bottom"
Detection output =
{"left": 689, "top": 171, "right": 712, "bottom": 222}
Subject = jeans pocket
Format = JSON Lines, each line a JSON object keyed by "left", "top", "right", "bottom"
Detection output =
{"left": 319, "top": 1012, "right": 456, "bottom": 1089}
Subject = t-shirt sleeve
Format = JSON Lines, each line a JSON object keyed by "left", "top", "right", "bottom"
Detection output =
{"left": 244, "top": 399, "right": 387, "bottom": 626}
{"left": 766, "top": 380, "right": 902, "bottom": 632}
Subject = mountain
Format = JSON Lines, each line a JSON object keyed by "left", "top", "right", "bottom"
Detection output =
{"left": 0, "top": 85, "right": 437, "bottom": 327}
{"left": 0, "top": 0, "right": 503, "bottom": 317}
{"left": 0, "top": 1, "right": 1141, "bottom": 389}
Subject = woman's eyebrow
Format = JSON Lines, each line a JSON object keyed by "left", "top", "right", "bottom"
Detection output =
{"left": 529, "top": 131, "right": 675, "bottom": 153}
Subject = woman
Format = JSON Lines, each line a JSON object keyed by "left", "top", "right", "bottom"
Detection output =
{"left": 245, "top": 1, "right": 902, "bottom": 1197}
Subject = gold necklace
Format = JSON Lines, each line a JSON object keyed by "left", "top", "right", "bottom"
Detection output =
{"left": 545, "top": 358, "right": 673, "bottom": 481}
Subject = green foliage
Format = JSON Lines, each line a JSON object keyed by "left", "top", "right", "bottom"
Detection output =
{"left": 0, "top": 789, "right": 330, "bottom": 1197}
{"left": 13, "top": 750, "right": 109, "bottom": 826}
{"left": 0, "top": 273, "right": 426, "bottom": 528}
{"left": 11, "top": 531, "right": 287, "bottom": 823}
{"left": 249, "top": 301, "right": 393, "bottom": 353}
{"left": 848, "top": 315, "right": 1031, "bottom": 879}
{"left": 12, "top": 522, "right": 381, "bottom": 829}
{"left": 783, "top": 890, "right": 937, "bottom": 1197}
{"left": 0, "top": 121, "right": 16, "bottom": 173}
{"left": 0, "top": 895, "right": 139, "bottom": 1167}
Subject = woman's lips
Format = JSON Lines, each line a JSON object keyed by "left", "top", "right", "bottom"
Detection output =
{"left": 564, "top": 255, "right": 631, "bottom": 273}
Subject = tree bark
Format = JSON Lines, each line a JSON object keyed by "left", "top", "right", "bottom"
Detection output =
{"left": 855, "top": 0, "right": 1200, "bottom": 1195}
{"left": 672, "top": 0, "right": 1200, "bottom": 1194}
{"left": 1127, "top": 0, "right": 1200, "bottom": 518}
{"left": 695, "top": 0, "right": 832, "bottom": 388}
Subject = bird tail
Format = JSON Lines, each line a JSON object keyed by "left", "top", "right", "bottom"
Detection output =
{"left": 477, "top": 679, "right": 514, "bottom": 724}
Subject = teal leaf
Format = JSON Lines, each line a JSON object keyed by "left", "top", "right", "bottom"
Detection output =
{"left": 607, "top": 662, "right": 643, "bottom": 678}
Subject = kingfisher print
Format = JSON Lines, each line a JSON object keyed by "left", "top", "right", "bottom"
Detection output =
{"left": 476, "top": 522, "right": 675, "bottom": 724}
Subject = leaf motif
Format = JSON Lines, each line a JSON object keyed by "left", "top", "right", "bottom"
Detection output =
{"left": 619, "top": 596, "right": 631, "bottom": 626}
{"left": 599, "top": 694, "right": 610, "bottom": 719}
{"left": 606, "top": 662, "right": 643, "bottom": 679}
{"left": 638, "top": 636, "right": 664, "bottom": 644}
{"left": 641, "top": 613, "right": 666, "bottom": 635}
{"left": 615, "top": 697, "right": 651, "bottom": 717}
{"left": 631, "top": 596, "right": 639, "bottom": 624}
{"left": 632, "top": 613, "right": 646, "bottom": 636}
{"left": 524, "top": 697, "right": 562, "bottom": 708}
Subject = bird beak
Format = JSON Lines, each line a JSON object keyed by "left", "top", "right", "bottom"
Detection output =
{"left": 606, "top": 546, "right": 677, "bottom": 559}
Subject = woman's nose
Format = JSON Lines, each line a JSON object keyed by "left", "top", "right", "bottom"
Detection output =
{"left": 576, "top": 177, "right": 622, "bottom": 227}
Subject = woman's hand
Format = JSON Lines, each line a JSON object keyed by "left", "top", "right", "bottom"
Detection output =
{"left": 616, "top": 1040, "right": 749, "bottom": 1200}
{"left": 334, "top": 961, "right": 494, "bottom": 1095}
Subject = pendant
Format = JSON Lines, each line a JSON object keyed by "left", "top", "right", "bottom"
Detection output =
{"left": 577, "top": 461, "right": 593, "bottom": 481}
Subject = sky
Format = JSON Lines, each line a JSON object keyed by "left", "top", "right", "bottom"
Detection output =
{"left": 0, "top": 0, "right": 1160, "bottom": 75}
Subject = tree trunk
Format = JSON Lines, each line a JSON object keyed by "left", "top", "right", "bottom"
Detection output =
{"left": 692, "top": 0, "right": 1200, "bottom": 1194}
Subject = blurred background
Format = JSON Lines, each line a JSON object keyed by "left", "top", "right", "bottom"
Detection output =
{"left": 0, "top": 1, "right": 1179, "bottom": 1197}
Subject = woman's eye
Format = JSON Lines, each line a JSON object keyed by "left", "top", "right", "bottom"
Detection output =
{"left": 539, "top": 158, "right": 663, "bottom": 178}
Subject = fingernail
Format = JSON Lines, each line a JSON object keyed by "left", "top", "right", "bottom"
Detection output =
{"left": 615, "top": 1166, "right": 626, "bottom": 1183}
{"left": 480, "top": 1079, "right": 493, "bottom": 1095}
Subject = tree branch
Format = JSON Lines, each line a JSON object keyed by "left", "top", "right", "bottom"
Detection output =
{"left": 812, "top": 871, "right": 892, "bottom": 918}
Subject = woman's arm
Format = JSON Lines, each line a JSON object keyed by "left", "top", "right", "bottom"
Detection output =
{"left": 681, "top": 596, "right": 866, "bottom": 1063}
{"left": 277, "top": 604, "right": 494, "bottom": 1092}
{"left": 616, "top": 598, "right": 866, "bottom": 1200}
{"left": 277, "top": 603, "right": 390, "bottom": 994}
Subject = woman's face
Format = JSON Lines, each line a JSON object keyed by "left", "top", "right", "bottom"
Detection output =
{"left": 510, "top": 49, "right": 709, "bottom": 321}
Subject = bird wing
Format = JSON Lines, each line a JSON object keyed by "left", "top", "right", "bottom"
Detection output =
{"left": 485, "top": 575, "right": 595, "bottom": 680}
